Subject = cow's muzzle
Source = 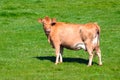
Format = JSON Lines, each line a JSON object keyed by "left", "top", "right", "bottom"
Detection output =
{"left": 45, "top": 29, "right": 51, "bottom": 35}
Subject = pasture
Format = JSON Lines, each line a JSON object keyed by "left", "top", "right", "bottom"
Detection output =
{"left": 0, "top": 0, "right": 120, "bottom": 80}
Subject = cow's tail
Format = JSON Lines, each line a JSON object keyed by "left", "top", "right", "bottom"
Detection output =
{"left": 93, "top": 23, "right": 100, "bottom": 45}
{"left": 94, "top": 22, "right": 100, "bottom": 46}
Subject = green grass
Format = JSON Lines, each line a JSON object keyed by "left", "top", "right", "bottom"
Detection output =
{"left": 0, "top": 0, "right": 120, "bottom": 80}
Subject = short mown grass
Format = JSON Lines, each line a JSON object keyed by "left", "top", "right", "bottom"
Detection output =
{"left": 0, "top": 0, "right": 120, "bottom": 80}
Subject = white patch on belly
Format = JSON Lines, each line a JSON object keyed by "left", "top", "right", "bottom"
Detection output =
{"left": 74, "top": 43, "right": 86, "bottom": 50}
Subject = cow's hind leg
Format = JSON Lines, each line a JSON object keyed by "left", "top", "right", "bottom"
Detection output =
{"left": 88, "top": 51, "right": 94, "bottom": 67}
{"left": 85, "top": 40, "right": 94, "bottom": 66}
{"left": 95, "top": 47, "right": 102, "bottom": 66}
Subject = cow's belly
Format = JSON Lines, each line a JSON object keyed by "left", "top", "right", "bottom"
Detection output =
{"left": 73, "top": 43, "right": 86, "bottom": 50}
{"left": 62, "top": 42, "right": 86, "bottom": 50}
{"left": 59, "top": 33, "right": 86, "bottom": 50}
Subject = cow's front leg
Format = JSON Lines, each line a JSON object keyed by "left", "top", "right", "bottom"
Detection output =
{"left": 55, "top": 45, "right": 63, "bottom": 64}
{"left": 59, "top": 46, "right": 64, "bottom": 63}
{"left": 55, "top": 48, "right": 60, "bottom": 65}
{"left": 59, "top": 53, "right": 62, "bottom": 63}
{"left": 55, "top": 54, "right": 59, "bottom": 65}
{"left": 55, "top": 44, "right": 61, "bottom": 65}
{"left": 55, "top": 53, "right": 63, "bottom": 64}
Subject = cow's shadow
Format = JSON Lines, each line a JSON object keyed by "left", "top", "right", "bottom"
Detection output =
{"left": 34, "top": 56, "right": 97, "bottom": 65}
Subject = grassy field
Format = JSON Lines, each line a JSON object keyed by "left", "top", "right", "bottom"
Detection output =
{"left": 0, "top": 0, "right": 120, "bottom": 80}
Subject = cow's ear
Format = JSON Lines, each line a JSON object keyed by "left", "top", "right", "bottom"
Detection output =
{"left": 38, "top": 18, "right": 43, "bottom": 23}
{"left": 51, "top": 18, "right": 56, "bottom": 26}
{"left": 52, "top": 18, "right": 56, "bottom": 23}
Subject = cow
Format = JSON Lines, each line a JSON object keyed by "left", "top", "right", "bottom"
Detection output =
{"left": 38, "top": 16, "right": 102, "bottom": 66}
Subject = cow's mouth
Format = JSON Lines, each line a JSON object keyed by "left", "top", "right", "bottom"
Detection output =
{"left": 45, "top": 29, "right": 50, "bottom": 35}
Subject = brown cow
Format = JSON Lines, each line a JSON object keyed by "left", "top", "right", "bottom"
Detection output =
{"left": 38, "top": 16, "right": 102, "bottom": 66}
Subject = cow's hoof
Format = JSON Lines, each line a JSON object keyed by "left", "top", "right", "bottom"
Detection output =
{"left": 98, "top": 62, "right": 102, "bottom": 66}
{"left": 99, "top": 64, "right": 102, "bottom": 66}
{"left": 55, "top": 63, "right": 58, "bottom": 65}
{"left": 59, "top": 61, "right": 63, "bottom": 63}
{"left": 87, "top": 65, "right": 92, "bottom": 67}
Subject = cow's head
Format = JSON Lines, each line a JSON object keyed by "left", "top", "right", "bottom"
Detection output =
{"left": 38, "top": 16, "right": 56, "bottom": 35}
